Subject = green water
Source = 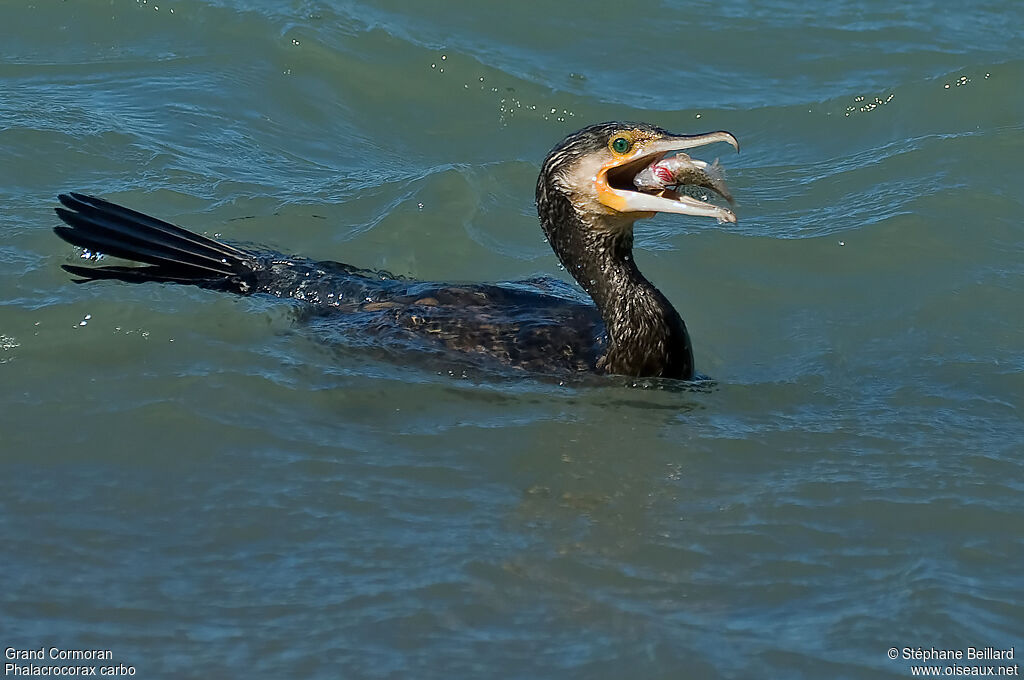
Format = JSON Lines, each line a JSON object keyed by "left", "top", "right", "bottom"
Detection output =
{"left": 1, "top": 1, "right": 1022, "bottom": 678}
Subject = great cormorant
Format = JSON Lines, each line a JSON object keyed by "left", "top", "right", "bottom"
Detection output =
{"left": 54, "top": 122, "right": 738, "bottom": 380}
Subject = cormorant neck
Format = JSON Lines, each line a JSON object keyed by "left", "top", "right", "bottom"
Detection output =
{"left": 537, "top": 189, "right": 694, "bottom": 378}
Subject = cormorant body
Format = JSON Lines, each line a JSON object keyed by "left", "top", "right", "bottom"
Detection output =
{"left": 54, "top": 122, "right": 738, "bottom": 380}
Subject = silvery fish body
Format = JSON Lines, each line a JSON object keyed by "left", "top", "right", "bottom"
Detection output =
{"left": 633, "top": 154, "right": 732, "bottom": 203}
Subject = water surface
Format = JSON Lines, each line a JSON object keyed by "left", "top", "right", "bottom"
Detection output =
{"left": 1, "top": 1, "right": 1022, "bottom": 678}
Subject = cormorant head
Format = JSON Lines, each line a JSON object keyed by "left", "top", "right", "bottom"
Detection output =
{"left": 537, "top": 121, "right": 739, "bottom": 231}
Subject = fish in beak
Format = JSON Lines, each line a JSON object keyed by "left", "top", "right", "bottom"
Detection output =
{"left": 596, "top": 130, "right": 740, "bottom": 223}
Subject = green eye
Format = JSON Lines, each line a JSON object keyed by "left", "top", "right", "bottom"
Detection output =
{"left": 611, "top": 136, "right": 631, "bottom": 154}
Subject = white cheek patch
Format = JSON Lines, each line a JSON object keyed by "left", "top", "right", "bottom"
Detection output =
{"left": 559, "top": 155, "right": 609, "bottom": 211}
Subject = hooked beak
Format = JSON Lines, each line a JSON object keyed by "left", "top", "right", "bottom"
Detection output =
{"left": 596, "top": 130, "right": 740, "bottom": 223}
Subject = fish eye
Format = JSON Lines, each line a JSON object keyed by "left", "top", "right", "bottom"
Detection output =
{"left": 610, "top": 136, "right": 631, "bottom": 154}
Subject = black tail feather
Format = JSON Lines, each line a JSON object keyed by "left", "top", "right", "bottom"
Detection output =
{"left": 60, "top": 263, "right": 217, "bottom": 285}
{"left": 54, "top": 193, "right": 260, "bottom": 289}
